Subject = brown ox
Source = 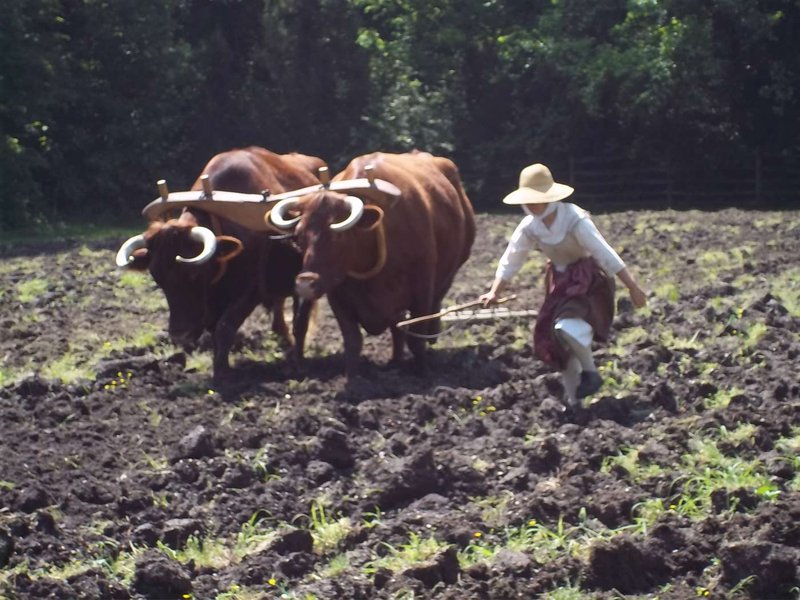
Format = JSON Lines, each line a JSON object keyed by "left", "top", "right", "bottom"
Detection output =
{"left": 267, "top": 151, "right": 475, "bottom": 376}
{"left": 116, "top": 146, "right": 325, "bottom": 383}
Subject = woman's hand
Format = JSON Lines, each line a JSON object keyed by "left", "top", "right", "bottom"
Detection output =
{"left": 629, "top": 284, "right": 647, "bottom": 309}
{"left": 480, "top": 290, "right": 498, "bottom": 307}
{"left": 617, "top": 268, "right": 647, "bottom": 309}
{"left": 481, "top": 278, "right": 507, "bottom": 307}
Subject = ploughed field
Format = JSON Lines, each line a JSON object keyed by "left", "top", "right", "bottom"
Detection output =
{"left": 1, "top": 208, "right": 799, "bottom": 600}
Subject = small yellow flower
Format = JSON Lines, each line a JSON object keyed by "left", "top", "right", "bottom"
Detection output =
{"left": 473, "top": 531, "right": 482, "bottom": 538}
{"left": 268, "top": 577, "right": 277, "bottom": 586}
{"left": 207, "top": 389, "right": 215, "bottom": 395}
{"left": 528, "top": 519, "right": 537, "bottom": 526}
{"left": 486, "top": 406, "right": 496, "bottom": 412}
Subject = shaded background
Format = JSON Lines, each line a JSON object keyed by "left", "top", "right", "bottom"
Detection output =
{"left": 2, "top": 0, "right": 799, "bottom": 231}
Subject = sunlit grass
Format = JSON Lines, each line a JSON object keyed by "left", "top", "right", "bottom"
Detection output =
{"left": 598, "top": 359, "right": 642, "bottom": 397}
{"left": 153, "top": 513, "right": 279, "bottom": 571}
{"left": 471, "top": 491, "right": 515, "bottom": 529}
{"left": 0, "top": 367, "right": 10, "bottom": 388}
{"left": 601, "top": 447, "right": 665, "bottom": 483}
{"left": 660, "top": 328, "right": 702, "bottom": 351}
{"left": 100, "top": 326, "right": 163, "bottom": 356}
{"left": 460, "top": 512, "right": 609, "bottom": 568}
{"left": 675, "top": 436, "right": 778, "bottom": 516}
{"left": 319, "top": 553, "right": 351, "bottom": 578}
{"left": 41, "top": 353, "right": 95, "bottom": 383}
{"left": 298, "top": 501, "right": 353, "bottom": 555}
{"left": 717, "top": 423, "right": 757, "bottom": 447}
{"left": 16, "top": 277, "right": 50, "bottom": 303}
{"left": 703, "top": 386, "right": 745, "bottom": 410}
{"left": 216, "top": 583, "right": 267, "bottom": 600}
{"left": 772, "top": 266, "right": 800, "bottom": 316}
{"left": 116, "top": 269, "right": 154, "bottom": 290}
{"left": 364, "top": 532, "right": 449, "bottom": 575}
{"left": 185, "top": 352, "right": 213, "bottom": 374}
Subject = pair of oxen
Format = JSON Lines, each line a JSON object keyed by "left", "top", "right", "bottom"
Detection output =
{"left": 116, "top": 147, "right": 476, "bottom": 384}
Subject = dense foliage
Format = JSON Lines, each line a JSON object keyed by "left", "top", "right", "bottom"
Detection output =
{"left": 2, "top": 0, "right": 799, "bottom": 230}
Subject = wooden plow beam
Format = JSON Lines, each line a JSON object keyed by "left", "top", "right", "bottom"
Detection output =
{"left": 441, "top": 307, "right": 539, "bottom": 322}
{"left": 395, "top": 295, "right": 529, "bottom": 329}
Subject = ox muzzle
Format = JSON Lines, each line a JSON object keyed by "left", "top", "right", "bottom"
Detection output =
{"left": 295, "top": 272, "right": 320, "bottom": 301}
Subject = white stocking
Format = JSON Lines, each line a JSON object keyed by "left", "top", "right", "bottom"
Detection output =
{"left": 562, "top": 354, "right": 582, "bottom": 406}
{"left": 554, "top": 318, "right": 596, "bottom": 372}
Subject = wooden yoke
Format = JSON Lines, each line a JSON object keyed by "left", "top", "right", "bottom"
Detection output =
{"left": 140, "top": 167, "right": 402, "bottom": 232}
{"left": 201, "top": 174, "right": 213, "bottom": 197}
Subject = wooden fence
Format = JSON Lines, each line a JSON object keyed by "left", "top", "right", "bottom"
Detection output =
{"left": 555, "top": 152, "right": 800, "bottom": 211}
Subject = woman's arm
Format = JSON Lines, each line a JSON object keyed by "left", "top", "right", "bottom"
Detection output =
{"left": 574, "top": 218, "right": 647, "bottom": 309}
{"left": 480, "top": 277, "right": 508, "bottom": 306}
{"left": 616, "top": 267, "right": 648, "bottom": 308}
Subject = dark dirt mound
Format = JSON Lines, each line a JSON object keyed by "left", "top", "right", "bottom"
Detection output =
{"left": 1, "top": 208, "right": 799, "bottom": 599}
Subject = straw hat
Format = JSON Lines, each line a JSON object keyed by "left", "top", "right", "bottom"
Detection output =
{"left": 502, "top": 163, "right": 574, "bottom": 205}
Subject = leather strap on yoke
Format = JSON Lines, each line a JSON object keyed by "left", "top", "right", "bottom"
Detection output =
{"left": 208, "top": 213, "right": 244, "bottom": 285}
{"left": 346, "top": 206, "right": 387, "bottom": 279}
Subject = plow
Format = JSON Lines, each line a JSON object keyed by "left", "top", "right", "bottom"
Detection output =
{"left": 396, "top": 295, "right": 537, "bottom": 337}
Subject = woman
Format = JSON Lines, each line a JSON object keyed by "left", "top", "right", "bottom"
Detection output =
{"left": 480, "top": 163, "right": 647, "bottom": 407}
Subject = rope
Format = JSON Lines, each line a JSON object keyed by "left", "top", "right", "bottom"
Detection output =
{"left": 403, "top": 323, "right": 461, "bottom": 340}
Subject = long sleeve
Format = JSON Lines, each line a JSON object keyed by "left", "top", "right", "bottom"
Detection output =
{"left": 495, "top": 216, "right": 536, "bottom": 281}
{"left": 572, "top": 217, "right": 625, "bottom": 276}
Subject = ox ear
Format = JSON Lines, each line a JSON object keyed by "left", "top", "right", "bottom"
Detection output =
{"left": 354, "top": 205, "right": 384, "bottom": 232}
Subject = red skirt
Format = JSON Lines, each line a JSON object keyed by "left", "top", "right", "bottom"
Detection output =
{"left": 533, "top": 257, "right": 615, "bottom": 369}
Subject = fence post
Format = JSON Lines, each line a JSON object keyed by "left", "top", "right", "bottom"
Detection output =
{"left": 665, "top": 160, "right": 673, "bottom": 209}
{"left": 568, "top": 155, "right": 575, "bottom": 186}
{"left": 755, "top": 149, "right": 762, "bottom": 204}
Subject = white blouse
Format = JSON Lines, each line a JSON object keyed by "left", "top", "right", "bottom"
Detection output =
{"left": 495, "top": 202, "right": 625, "bottom": 281}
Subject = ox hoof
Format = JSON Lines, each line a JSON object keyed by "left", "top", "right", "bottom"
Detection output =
{"left": 212, "top": 367, "right": 236, "bottom": 387}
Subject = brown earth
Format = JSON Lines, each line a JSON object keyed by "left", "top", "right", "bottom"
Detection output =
{"left": 1, "top": 207, "right": 799, "bottom": 600}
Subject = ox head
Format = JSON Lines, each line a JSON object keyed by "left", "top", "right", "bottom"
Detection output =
{"left": 116, "top": 211, "right": 243, "bottom": 349}
{"left": 267, "top": 192, "right": 384, "bottom": 300}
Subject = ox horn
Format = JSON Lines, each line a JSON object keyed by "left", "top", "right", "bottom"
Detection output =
{"left": 116, "top": 234, "right": 147, "bottom": 267}
{"left": 269, "top": 197, "right": 302, "bottom": 229}
{"left": 330, "top": 196, "right": 364, "bottom": 232}
{"left": 176, "top": 226, "right": 217, "bottom": 264}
